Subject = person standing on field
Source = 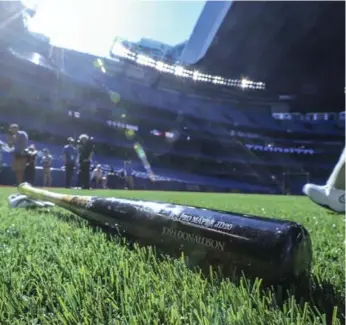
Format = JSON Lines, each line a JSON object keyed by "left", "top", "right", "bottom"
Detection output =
{"left": 77, "top": 134, "right": 94, "bottom": 190}
{"left": 42, "top": 148, "right": 53, "bottom": 187}
{"left": 25, "top": 144, "right": 37, "bottom": 185}
{"left": 7, "top": 124, "right": 28, "bottom": 185}
{"left": 124, "top": 160, "right": 134, "bottom": 190}
{"left": 63, "top": 137, "right": 77, "bottom": 188}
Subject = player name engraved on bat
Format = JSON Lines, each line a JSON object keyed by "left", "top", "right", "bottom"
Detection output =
{"left": 162, "top": 226, "right": 225, "bottom": 251}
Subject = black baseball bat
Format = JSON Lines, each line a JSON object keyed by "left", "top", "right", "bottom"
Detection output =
{"left": 18, "top": 183, "right": 313, "bottom": 283}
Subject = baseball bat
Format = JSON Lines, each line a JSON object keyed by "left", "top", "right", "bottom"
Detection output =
{"left": 18, "top": 182, "right": 312, "bottom": 283}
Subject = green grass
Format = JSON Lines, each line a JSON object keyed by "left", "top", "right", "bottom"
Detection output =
{"left": 0, "top": 187, "right": 344, "bottom": 325}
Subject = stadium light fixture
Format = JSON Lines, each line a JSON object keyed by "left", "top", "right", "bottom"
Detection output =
{"left": 156, "top": 61, "right": 166, "bottom": 72}
{"left": 112, "top": 42, "right": 131, "bottom": 58}
{"left": 174, "top": 66, "right": 185, "bottom": 76}
{"left": 31, "top": 53, "right": 42, "bottom": 65}
{"left": 241, "top": 78, "right": 250, "bottom": 89}
{"left": 192, "top": 71, "right": 200, "bottom": 81}
{"left": 107, "top": 36, "right": 266, "bottom": 90}
{"left": 136, "top": 55, "right": 148, "bottom": 65}
{"left": 258, "top": 82, "right": 265, "bottom": 89}
{"left": 137, "top": 55, "right": 156, "bottom": 68}
{"left": 212, "top": 76, "right": 227, "bottom": 85}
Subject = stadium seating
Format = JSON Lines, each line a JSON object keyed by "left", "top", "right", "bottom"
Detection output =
{"left": 0, "top": 108, "right": 339, "bottom": 172}
{"left": 0, "top": 33, "right": 344, "bottom": 195}
{"left": 2, "top": 44, "right": 344, "bottom": 137}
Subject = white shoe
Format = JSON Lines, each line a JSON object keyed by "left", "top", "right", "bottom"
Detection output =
{"left": 302, "top": 183, "right": 345, "bottom": 213}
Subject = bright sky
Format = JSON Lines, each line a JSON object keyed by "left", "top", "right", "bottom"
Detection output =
{"left": 27, "top": 0, "right": 206, "bottom": 57}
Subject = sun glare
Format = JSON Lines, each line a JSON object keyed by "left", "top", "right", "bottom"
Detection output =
{"left": 22, "top": 0, "right": 41, "bottom": 11}
{"left": 27, "top": 0, "right": 134, "bottom": 57}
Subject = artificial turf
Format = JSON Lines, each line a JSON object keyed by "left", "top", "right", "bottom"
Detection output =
{"left": 0, "top": 187, "right": 344, "bottom": 324}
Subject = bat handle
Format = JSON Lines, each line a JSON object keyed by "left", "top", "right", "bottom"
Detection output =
{"left": 18, "top": 182, "right": 66, "bottom": 204}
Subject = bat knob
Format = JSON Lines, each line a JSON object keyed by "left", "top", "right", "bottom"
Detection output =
{"left": 18, "top": 182, "right": 32, "bottom": 191}
{"left": 18, "top": 182, "right": 30, "bottom": 187}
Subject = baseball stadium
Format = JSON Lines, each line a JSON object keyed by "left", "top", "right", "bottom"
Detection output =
{"left": 0, "top": 1, "right": 344, "bottom": 324}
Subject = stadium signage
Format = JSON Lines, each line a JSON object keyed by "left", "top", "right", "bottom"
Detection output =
{"left": 230, "top": 130, "right": 260, "bottom": 139}
{"left": 106, "top": 120, "right": 139, "bottom": 131}
{"left": 272, "top": 112, "right": 344, "bottom": 121}
{"left": 161, "top": 226, "right": 225, "bottom": 251}
{"left": 245, "top": 144, "right": 314, "bottom": 154}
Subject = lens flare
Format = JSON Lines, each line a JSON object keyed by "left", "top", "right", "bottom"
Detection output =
{"left": 165, "top": 129, "right": 180, "bottom": 144}
{"left": 93, "top": 59, "right": 122, "bottom": 107}
{"left": 109, "top": 91, "right": 121, "bottom": 104}
{"left": 133, "top": 142, "right": 155, "bottom": 181}
{"left": 93, "top": 58, "right": 106, "bottom": 73}
{"left": 93, "top": 58, "right": 103, "bottom": 69}
{"left": 125, "top": 129, "right": 135, "bottom": 140}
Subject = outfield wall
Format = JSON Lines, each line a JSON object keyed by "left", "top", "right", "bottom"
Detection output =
{"left": 0, "top": 166, "right": 276, "bottom": 194}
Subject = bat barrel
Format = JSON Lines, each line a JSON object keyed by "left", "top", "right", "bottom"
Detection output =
{"left": 18, "top": 183, "right": 313, "bottom": 283}
{"left": 86, "top": 197, "right": 313, "bottom": 282}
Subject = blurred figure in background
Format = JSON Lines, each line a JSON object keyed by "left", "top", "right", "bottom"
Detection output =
{"left": 7, "top": 124, "right": 28, "bottom": 185}
{"left": 124, "top": 160, "right": 134, "bottom": 190}
{"left": 0, "top": 142, "right": 3, "bottom": 170}
{"left": 303, "top": 147, "right": 345, "bottom": 213}
{"left": 63, "top": 137, "right": 77, "bottom": 188}
{"left": 0, "top": 142, "right": 3, "bottom": 183}
{"left": 24, "top": 144, "right": 37, "bottom": 184}
{"left": 77, "top": 134, "right": 95, "bottom": 190}
{"left": 91, "top": 164, "right": 103, "bottom": 188}
{"left": 42, "top": 148, "right": 52, "bottom": 187}
{"left": 102, "top": 172, "right": 109, "bottom": 189}
{"left": 106, "top": 167, "right": 115, "bottom": 189}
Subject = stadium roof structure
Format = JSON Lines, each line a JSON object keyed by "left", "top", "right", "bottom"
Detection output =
{"left": 192, "top": 1, "right": 345, "bottom": 111}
